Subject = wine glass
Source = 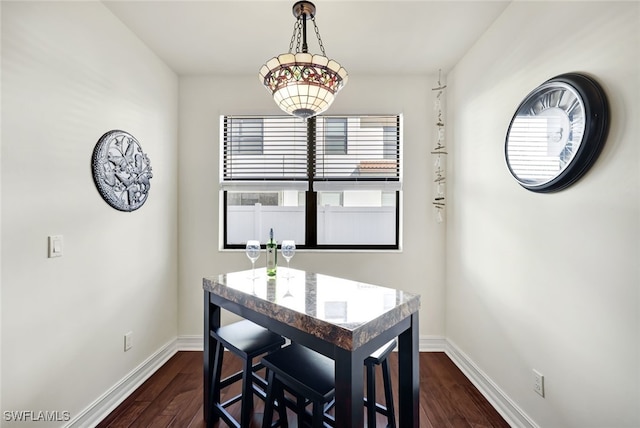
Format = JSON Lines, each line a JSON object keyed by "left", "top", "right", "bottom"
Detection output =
{"left": 245, "top": 240, "right": 261, "bottom": 279}
{"left": 281, "top": 240, "right": 296, "bottom": 278}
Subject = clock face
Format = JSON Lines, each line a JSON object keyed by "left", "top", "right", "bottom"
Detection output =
{"left": 505, "top": 73, "right": 609, "bottom": 192}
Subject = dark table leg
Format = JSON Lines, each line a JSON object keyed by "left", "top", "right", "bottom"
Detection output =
{"left": 398, "top": 312, "right": 420, "bottom": 427}
{"left": 334, "top": 347, "right": 364, "bottom": 427}
{"left": 203, "top": 291, "right": 221, "bottom": 426}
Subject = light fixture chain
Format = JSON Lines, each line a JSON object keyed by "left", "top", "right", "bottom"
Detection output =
{"left": 288, "top": 19, "right": 299, "bottom": 53}
{"left": 311, "top": 17, "right": 327, "bottom": 57}
{"left": 295, "top": 19, "right": 303, "bottom": 53}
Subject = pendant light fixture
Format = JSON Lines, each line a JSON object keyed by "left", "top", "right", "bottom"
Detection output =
{"left": 258, "top": 1, "right": 348, "bottom": 119}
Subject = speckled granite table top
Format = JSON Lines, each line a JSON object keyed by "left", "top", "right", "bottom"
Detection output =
{"left": 203, "top": 268, "right": 420, "bottom": 351}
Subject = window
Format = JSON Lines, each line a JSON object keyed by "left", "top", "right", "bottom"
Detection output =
{"left": 221, "top": 115, "right": 401, "bottom": 249}
{"left": 231, "top": 118, "right": 263, "bottom": 154}
{"left": 324, "top": 117, "right": 347, "bottom": 154}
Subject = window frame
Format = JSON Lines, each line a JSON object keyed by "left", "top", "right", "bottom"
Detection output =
{"left": 323, "top": 117, "right": 348, "bottom": 155}
{"left": 221, "top": 115, "right": 402, "bottom": 251}
{"left": 231, "top": 117, "right": 264, "bottom": 155}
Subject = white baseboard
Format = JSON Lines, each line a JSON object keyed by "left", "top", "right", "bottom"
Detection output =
{"left": 177, "top": 334, "right": 204, "bottom": 351}
{"left": 64, "top": 339, "right": 178, "bottom": 428}
{"left": 419, "top": 335, "right": 447, "bottom": 351}
{"left": 444, "top": 339, "right": 539, "bottom": 428}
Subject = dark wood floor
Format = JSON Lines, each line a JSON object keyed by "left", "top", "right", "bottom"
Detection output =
{"left": 97, "top": 351, "right": 510, "bottom": 428}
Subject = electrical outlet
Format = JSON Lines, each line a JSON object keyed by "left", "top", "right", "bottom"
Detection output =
{"left": 533, "top": 369, "right": 544, "bottom": 397}
{"left": 124, "top": 332, "right": 133, "bottom": 352}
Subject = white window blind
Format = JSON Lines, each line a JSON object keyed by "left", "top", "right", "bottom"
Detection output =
{"left": 221, "top": 116, "right": 308, "bottom": 191}
{"left": 221, "top": 115, "right": 401, "bottom": 191}
{"left": 314, "top": 115, "right": 401, "bottom": 191}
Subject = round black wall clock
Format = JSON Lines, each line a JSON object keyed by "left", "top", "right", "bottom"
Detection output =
{"left": 92, "top": 130, "right": 153, "bottom": 211}
{"left": 505, "top": 73, "right": 609, "bottom": 192}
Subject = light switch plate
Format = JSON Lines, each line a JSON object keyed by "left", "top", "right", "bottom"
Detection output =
{"left": 124, "top": 332, "right": 133, "bottom": 351}
{"left": 48, "top": 235, "right": 63, "bottom": 258}
{"left": 533, "top": 369, "right": 545, "bottom": 397}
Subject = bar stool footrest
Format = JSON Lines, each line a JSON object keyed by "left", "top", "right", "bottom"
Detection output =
{"left": 363, "top": 397, "right": 392, "bottom": 416}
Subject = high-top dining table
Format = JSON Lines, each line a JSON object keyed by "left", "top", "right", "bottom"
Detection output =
{"left": 203, "top": 268, "right": 420, "bottom": 427}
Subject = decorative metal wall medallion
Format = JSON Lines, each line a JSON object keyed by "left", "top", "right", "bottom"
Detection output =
{"left": 92, "top": 130, "right": 153, "bottom": 212}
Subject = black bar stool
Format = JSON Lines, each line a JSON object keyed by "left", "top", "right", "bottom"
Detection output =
{"left": 209, "top": 319, "right": 286, "bottom": 428}
{"left": 261, "top": 343, "right": 335, "bottom": 428}
{"left": 364, "top": 340, "right": 397, "bottom": 428}
{"left": 261, "top": 341, "right": 398, "bottom": 428}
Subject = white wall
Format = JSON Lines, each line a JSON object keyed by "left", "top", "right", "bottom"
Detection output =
{"left": 8, "top": 2, "right": 636, "bottom": 427}
{"left": 178, "top": 74, "right": 446, "bottom": 339}
{"left": 1, "top": 2, "right": 178, "bottom": 426}
{"left": 446, "top": 2, "right": 639, "bottom": 427}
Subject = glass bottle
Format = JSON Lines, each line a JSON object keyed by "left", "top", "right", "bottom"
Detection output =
{"left": 266, "top": 228, "right": 277, "bottom": 277}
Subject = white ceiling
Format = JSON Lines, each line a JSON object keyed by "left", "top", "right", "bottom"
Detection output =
{"left": 104, "top": 1, "right": 510, "bottom": 76}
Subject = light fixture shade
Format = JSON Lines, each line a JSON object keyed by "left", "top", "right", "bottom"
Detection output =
{"left": 259, "top": 52, "right": 348, "bottom": 119}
